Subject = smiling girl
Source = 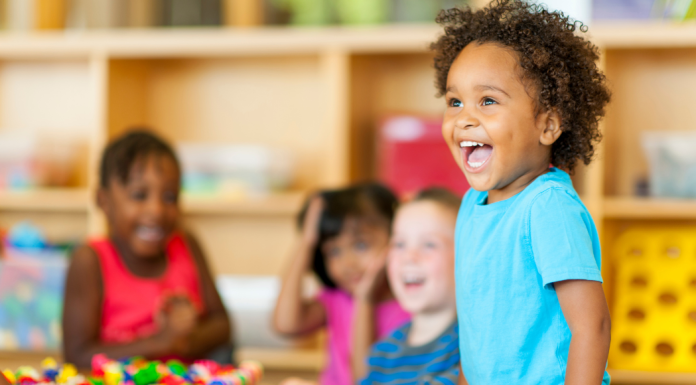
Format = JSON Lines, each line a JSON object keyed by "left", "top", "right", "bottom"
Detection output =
{"left": 63, "top": 130, "right": 230, "bottom": 368}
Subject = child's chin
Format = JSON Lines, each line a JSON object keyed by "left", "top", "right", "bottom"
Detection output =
{"left": 132, "top": 241, "right": 164, "bottom": 258}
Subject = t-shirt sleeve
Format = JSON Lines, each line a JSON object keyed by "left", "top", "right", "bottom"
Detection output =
{"left": 529, "top": 187, "right": 603, "bottom": 287}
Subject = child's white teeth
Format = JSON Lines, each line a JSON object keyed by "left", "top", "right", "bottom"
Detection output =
{"left": 137, "top": 226, "right": 164, "bottom": 242}
{"left": 403, "top": 275, "right": 425, "bottom": 284}
{"left": 459, "top": 141, "right": 484, "bottom": 148}
{"left": 468, "top": 160, "right": 484, "bottom": 168}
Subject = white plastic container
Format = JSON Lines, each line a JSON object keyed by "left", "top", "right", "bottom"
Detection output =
{"left": 642, "top": 131, "right": 696, "bottom": 198}
{"left": 216, "top": 275, "right": 317, "bottom": 348}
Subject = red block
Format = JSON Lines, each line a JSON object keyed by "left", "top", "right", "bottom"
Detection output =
{"left": 378, "top": 115, "right": 470, "bottom": 198}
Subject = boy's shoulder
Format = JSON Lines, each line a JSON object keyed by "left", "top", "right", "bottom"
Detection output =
{"left": 522, "top": 168, "right": 586, "bottom": 214}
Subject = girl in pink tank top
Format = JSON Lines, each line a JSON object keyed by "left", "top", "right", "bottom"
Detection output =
{"left": 273, "top": 184, "right": 410, "bottom": 385}
{"left": 62, "top": 130, "right": 231, "bottom": 368}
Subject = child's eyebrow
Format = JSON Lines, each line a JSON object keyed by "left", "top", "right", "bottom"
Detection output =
{"left": 475, "top": 84, "right": 510, "bottom": 97}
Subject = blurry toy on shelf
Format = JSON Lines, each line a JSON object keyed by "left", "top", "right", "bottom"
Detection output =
{"left": 0, "top": 222, "right": 72, "bottom": 351}
{"left": 0, "top": 134, "right": 81, "bottom": 191}
{"left": 642, "top": 131, "right": 696, "bottom": 198}
{"left": 609, "top": 227, "right": 696, "bottom": 372}
{"left": 161, "top": 0, "right": 222, "bottom": 27}
{"left": 178, "top": 143, "right": 295, "bottom": 199}
{"left": 1, "top": 355, "right": 264, "bottom": 385}
{"left": 378, "top": 115, "right": 469, "bottom": 198}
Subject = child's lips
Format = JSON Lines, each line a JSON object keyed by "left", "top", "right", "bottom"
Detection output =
{"left": 136, "top": 226, "right": 165, "bottom": 243}
{"left": 459, "top": 141, "right": 493, "bottom": 173}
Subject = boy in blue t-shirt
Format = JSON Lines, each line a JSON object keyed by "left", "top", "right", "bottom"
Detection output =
{"left": 431, "top": 1, "right": 612, "bottom": 384}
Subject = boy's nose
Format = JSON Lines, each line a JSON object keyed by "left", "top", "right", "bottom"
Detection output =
{"left": 455, "top": 106, "right": 480, "bottom": 130}
{"left": 403, "top": 248, "right": 420, "bottom": 263}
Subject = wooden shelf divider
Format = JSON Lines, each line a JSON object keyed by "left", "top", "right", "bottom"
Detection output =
{"left": 604, "top": 197, "right": 696, "bottom": 220}
{"left": 0, "top": 188, "right": 90, "bottom": 213}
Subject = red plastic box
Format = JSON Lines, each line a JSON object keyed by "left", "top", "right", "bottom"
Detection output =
{"left": 378, "top": 115, "right": 470, "bottom": 198}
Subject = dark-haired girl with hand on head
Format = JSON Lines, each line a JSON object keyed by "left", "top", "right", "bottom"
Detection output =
{"left": 62, "top": 130, "right": 230, "bottom": 368}
{"left": 273, "top": 184, "right": 409, "bottom": 385}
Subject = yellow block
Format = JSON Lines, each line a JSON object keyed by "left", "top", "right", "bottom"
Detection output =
{"left": 610, "top": 228, "right": 696, "bottom": 372}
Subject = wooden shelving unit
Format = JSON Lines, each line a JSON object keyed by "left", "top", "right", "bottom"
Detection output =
{"left": 0, "top": 23, "right": 695, "bottom": 382}
{"left": 604, "top": 197, "right": 696, "bottom": 219}
{"left": 0, "top": 189, "right": 89, "bottom": 212}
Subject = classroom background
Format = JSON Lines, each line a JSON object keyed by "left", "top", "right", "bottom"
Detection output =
{"left": 0, "top": 0, "right": 695, "bottom": 384}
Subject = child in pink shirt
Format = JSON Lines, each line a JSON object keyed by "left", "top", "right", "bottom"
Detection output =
{"left": 273, "top": 184, "right": 410, "bottom": 385}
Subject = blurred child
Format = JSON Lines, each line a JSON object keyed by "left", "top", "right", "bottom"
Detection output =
{"left": 273, "top": 183, "right": 409, "bottom": 385}
{"left": 360, "top": 188, "right": 461, "bottom": 384}
{"left": 432, "top": 1, "right": 612, "bottom": 383}
{"left": 63, "top": 130, "right": 231, "bottom": 368}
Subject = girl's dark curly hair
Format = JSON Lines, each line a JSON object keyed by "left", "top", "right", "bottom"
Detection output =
{"left": 431, "top": 0, "right": 611, "bottom": 171}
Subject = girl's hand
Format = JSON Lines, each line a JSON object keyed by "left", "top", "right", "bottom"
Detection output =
{"left": 354, "top": 248, "right": 389, "bottom": 302}
{"left": 301, "top": 196, "right": 324, "bottom": 246}
{"left": 156, "top": 296, "right": 198, "bottom": 338}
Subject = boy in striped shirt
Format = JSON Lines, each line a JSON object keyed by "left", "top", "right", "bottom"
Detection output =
{"left": 360, "top": 189, "right": 461, "bottom": 385}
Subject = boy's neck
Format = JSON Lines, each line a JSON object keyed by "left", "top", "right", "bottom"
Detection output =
{"left": 407, "top": 305, "right": 457, "bottom": 347}
{"left": 487, "top": 163, "right": 551, "bottom": 204}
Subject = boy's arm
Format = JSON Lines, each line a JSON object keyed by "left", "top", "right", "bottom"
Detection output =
{"left": 458, "top": 365, "right": 469, "bottom": 385}
{"left": 555, "top": 280, "right": 611, "bottom": 385}
{"left": 179, "top": 233, "right": 231, "bottom": 358}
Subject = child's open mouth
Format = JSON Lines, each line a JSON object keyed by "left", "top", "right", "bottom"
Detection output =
{"left": 136, "top": 225, "right": 165, "bottom": 243}
{"left": 460, "top": 140, "right": 493, "bottom": 172}
{"left": 402, "top": 273, "right": 426, "bottom": 290}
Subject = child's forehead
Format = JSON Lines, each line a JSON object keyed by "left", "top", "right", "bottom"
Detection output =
{"left": 449, "top": 42, "right": 521, "bottom": 84}
{"left": 335, "top": 215, "right": 390, "bottom": 235}
{"left": 396, "top": 201, "right": 456, "bottom": 228}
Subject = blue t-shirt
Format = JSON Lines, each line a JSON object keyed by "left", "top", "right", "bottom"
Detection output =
{"left": 361, "top": 321, "right": 460, "bottom": 385}
{"left": 455, "top": 168, "right": 609, "bottom": 385}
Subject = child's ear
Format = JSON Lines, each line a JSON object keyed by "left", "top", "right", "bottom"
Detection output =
{"left": 539, "top": 109, "right": 562, "bottom": 146}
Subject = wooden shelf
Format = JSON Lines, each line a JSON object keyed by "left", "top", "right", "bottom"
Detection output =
{"left": 604, "top": 197, "right": 696, "bottom": 219}
{"left": 0, "top": 188, "right": 90, "bottom": 213}
{"left": 0, "top": 25, "right": 441, "bottom": 59}
{"left": 0, "top": 189, "right": 303, "bottom": 216}
{"left": 235, "top": 347, "right": 324, "bottom": 371}
{"left": 0, "top": 22, "right": 695, "bottom": 59}
{"left": 591, "top": 22, "right": 696, "bottom": 49}
{"left": 609, "top": 369, "right": 696, "bottom": 384}
{"left": 181, "top": 191, "right": 305, "bottom": 216}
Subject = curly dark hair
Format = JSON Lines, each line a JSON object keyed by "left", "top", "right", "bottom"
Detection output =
{"left": 100, "top": 129, "right": 180, "bottom": 188}
{"left": 431, "top": 0, "right": 611, "bottom": 171}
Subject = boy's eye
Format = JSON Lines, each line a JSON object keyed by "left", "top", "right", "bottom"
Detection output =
{"left": 392, "top": 240, "right": 406, "bottom": 250}
{"left": 482, "top": 97, "right": 497, "bottom": 106}
{"left": 424, "top": 241, "right": 438, "bottom": 250}
{"left": 448, "top": 98, "right": 463, "bottom": 108}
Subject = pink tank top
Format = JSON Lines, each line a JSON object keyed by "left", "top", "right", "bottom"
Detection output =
{"left": 90, "top": 233, "right": 204, "bottom": 344}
